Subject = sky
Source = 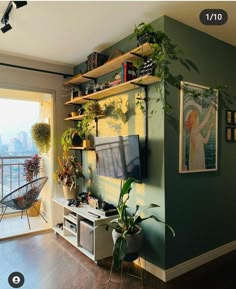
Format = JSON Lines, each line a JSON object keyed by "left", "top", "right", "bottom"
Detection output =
{"left": 0, "top": 98, "right": 40, "bottom": 144}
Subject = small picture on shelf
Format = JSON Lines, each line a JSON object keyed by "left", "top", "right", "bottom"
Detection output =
{"left": 71, "top": 87, "right": 82, "bottom": 100}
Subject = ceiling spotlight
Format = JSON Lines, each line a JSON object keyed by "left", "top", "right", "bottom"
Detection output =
{"left": 1, "top": 22, "right": 12, "bottom": 33}
{"left": 12, "top": 1, "right": 27, "bottom": 9}
{"left": 0, "top": 1, "right": 27, "bottom": 33}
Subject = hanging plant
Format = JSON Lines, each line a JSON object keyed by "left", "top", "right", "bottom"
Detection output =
{"left": 31, "top": 123, "right": 51, "bottom": 153}
{"left": 131, "top": 22, "right": 199, "bottom": 114}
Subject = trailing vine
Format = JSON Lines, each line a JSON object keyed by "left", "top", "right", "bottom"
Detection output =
{"left": 131, "top": 22, "right": 199, "bottom": 114}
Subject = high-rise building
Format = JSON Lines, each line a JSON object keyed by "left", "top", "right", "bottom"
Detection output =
{"left": 18, "top": 131, "right": 28, "bottom": 151}
{"left": 8, "top": 138, "right": 23, "bottom": 155}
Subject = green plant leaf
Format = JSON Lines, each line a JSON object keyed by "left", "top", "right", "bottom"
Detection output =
{"left": 150, "top": 215, "right": 175, "bottom": 237}
{"left": 120, "top": 177, "right": 136, "bottom": 199}
{"left": 113, "top": 236, "right": 127, "bottom": 271}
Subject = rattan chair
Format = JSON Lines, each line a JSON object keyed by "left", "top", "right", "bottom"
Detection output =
{"left": 0, "top": 177, "right": 48, "bottom": 229}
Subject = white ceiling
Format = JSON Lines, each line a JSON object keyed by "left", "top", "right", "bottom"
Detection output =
{"left": 0, "top": 1, "right": 235, "bottom": 67}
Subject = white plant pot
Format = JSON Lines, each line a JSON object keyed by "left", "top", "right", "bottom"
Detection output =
{"left": 63, "top": 185, "right": 77, "bottom": 200}
{"left": 112, "top": 225, "right": 143, "bottom": 254}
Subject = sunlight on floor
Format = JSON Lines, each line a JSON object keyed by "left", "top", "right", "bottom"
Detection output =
{"left": 0, "top": 214, "right": 51, "bottom": 240}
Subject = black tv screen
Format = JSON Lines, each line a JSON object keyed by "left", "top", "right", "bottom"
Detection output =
{"left": 94, "top": 135, "right": 142, "bottom": 182}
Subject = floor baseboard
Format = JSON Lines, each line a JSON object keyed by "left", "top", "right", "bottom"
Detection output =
{"left": 136, "top": 240, "right": 236, "bottom": 282}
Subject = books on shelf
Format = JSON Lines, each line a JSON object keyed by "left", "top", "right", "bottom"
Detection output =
{"left": 121, "top": 61, "right": 136, "bottom": 83}
{"left": 67, "top": 212, "right": 77, "bottom": 222}
{"left": 87, "top": 52, "right": 108, "bottom": 71}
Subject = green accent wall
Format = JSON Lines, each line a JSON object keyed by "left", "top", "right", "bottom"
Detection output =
{"left": 72, "top": 15, "right": 236, "bottom": 271}
{"left": 164, "top": 16, "right": 236, "bottom": 268}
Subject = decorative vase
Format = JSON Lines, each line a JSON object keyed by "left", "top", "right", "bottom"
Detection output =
{"left": 63, "top": 185, "right": 77, "bottom": 200}
{"left": 112, "top": 225, "right": 143, "bottom": 261}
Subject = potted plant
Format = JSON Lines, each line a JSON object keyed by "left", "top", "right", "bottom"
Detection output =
{"left": 131, "top": 22, "right": 198, "bottom": 113}
{"left": 61, "top": 127, "right": 82, "bottom": 151}
{"left": 23, "top": 154, "right": 42, "bottom": 216}
{"left": 55, "top": 152, "right": 84, "bottom": 200}
{"left": 83, "top": 100, "right": 103, "bottom": 119}
{"left": 132, "top": 22, "right": 157, "bottom": 46}
{"left": 76, "top": 117, "right": 93, "bottom": 149}
{"left": 72, "top": 100, "right": 102, "bottom": 149}
{"left": 105, "top": 177, "right": 175, "bottom": 271}
{"left": 31, "top": 123, "right": 51, "bottom": 153}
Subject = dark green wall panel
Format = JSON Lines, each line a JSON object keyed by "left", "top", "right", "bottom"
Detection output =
{"left": 164, "top": 16, "right": 236, "bottom": 268}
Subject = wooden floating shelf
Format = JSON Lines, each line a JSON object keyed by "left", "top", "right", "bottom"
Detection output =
{"left": 65, "top": 75, "right": 160, "bottom": 105}
{"left": 64, "top": 115, "right": 84, "bottom": 121}
{"left": 65, "top": 114, "right": 104, "bottom": 121}
{"left": 64, "top": 43, "right": 154, "bottom": 86}
{"left": 70, "top": 146, "right": 94, "bottom": 150}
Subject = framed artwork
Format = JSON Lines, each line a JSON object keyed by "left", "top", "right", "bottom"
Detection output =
{"left": 226, "top": 127, "right": 236, "bottom": 142}
{"left": 226, "top": 127, "right": 233, "bottom": 142}
{"left": 179, "top": 81, "right": 218, "bottom": 173}
{"left": 226, "top": 110, "right": 236, "bottom": 125}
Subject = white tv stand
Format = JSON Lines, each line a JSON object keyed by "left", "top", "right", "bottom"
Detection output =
{"left": 52, "top": 198, "right": 117, "bottom": 263}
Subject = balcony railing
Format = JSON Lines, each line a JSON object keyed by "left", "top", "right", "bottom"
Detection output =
{"left": 0, "top": 156, "right": 32, "bottom": 214}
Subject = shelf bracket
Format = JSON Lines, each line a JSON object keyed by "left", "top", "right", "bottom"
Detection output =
{"left": 130, "top": 81, "right": 148, "bottom": 88}
{"left": 94, "top": 117, "right": 98, "bottom": 137}
{"left": 82, "top": 76, "right": 97, "bottom": 83}
{"left": 130, "top": 52, "right": 148, "bottom": 61}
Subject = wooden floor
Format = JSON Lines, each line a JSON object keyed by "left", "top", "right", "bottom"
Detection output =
{"left": 1, "top": 232, "right": 236, "bottom": 289}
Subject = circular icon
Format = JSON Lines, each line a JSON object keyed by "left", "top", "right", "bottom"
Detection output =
{"left": 8, "top": 272, "right": 25, "bottom": 288}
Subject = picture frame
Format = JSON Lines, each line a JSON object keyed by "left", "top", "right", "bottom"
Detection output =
{"left": 226, "top": 110, "right": 233, "bottom": 125}
{"left": 226, "top": 127, "right": 233, "bottom": 142}
{"left": 226, "top": 127, "right": 236, "bottom": 142}
{"left": 233, "top": 111, "right": 236, "bottom": 125}
{"left": 179, "top": 81, "right": 218, "bottom": 173}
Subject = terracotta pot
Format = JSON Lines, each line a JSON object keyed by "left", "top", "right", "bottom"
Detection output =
{"left": 63, "top": 185, "right": 77, "bottom": 200}
{"left": 112, "top": 225, "right": 143, "bottom": 255}
{"left": 83, "top": 139, "right": 91, "bottom": 149}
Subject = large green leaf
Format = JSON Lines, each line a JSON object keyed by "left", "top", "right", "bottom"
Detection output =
{"left": 120, "top": 177, "right": 136, "bottom": 199}
{"left": 113, "top": 236, "right": 127, "bottom": 271}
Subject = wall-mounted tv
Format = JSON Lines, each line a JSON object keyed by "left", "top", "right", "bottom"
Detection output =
{"left": 94, "top": 135, "right": 142, "bottom": 182}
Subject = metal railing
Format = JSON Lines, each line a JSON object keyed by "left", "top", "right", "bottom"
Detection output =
{"left": 0, "top": 156, "right": 32, "bottom": 214}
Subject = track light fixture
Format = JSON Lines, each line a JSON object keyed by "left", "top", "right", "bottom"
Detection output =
{"left": 1, "top": 1, "right": 27, "bottom": 33}
{"left": 1, "top": 22, "right": 12, "bottom": 33}
{"left": 12, "top": 1, "right": 27, "bottom": 9}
